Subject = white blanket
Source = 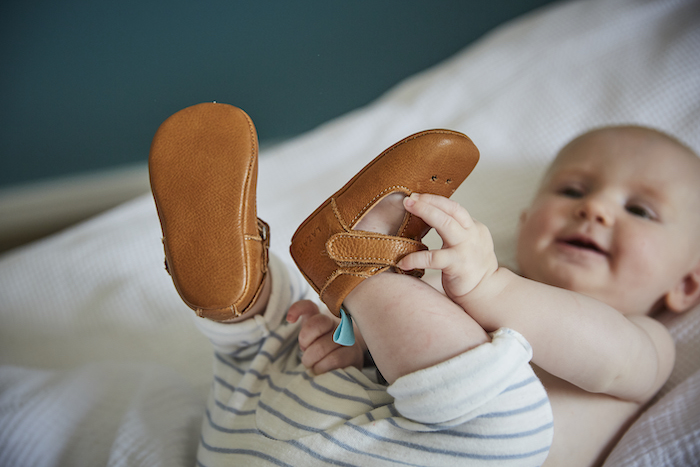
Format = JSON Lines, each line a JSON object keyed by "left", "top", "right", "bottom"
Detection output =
{"left": 1, "top": 0, "right": 699, "bottom": 465}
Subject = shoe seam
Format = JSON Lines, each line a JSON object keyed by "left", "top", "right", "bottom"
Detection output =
{"left": 349, "top": 185, "right": 411, "bottom": 227}
{"left": 327, "top": 235, "right": 423, "bottom": 263}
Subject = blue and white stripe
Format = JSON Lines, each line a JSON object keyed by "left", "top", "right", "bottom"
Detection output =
{"left": 195, "top": 255, "right": 553, "bottom": 466}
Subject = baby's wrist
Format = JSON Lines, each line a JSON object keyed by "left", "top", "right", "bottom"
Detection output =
{"left": 453, "top": 267, "right": 512, "bottom": 318}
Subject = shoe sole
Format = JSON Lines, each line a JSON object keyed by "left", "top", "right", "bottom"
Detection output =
{"left": 149, "top": 103, "right": 267, "bottom": 320}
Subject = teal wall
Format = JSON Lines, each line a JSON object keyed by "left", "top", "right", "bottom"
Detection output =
{"left": 1, "top": 0, "right": 557, "bottom": 188}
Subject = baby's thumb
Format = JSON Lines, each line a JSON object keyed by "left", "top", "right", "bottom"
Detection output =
{"left": 397, "top": 250, "right": 434, "bottom": 272}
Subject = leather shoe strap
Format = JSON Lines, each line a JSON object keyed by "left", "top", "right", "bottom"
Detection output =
{"left": 326, "top": 231, "right": 427, "bottom": 268}
{"left": 318, "top": 231, "right": 428, "bottom": 312}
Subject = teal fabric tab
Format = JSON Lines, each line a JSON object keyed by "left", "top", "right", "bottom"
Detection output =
{"left": 333, "top": 308, "right": 356, "bottom": 346}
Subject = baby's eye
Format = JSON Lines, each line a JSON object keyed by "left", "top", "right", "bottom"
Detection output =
{"left": 558, "top": 186, "right": 584, "bottom": 198}
{"left": 626, "top": 204, "right": 655, "bottom": 220}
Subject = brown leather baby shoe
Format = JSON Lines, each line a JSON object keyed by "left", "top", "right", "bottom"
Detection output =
{"left": 290, "top": 129, "right": 479, "bottom": 316}
{"left": 149, "top": 103, "right": 269, "bottom": 321}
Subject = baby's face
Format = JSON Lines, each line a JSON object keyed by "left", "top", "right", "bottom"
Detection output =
{"left": 516, "top": 128, "right": 700, "bottom": 316}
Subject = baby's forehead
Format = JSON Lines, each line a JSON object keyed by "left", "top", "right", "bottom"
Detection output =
{"left": 549, "top": 127, "right": 700, "bottom": 177}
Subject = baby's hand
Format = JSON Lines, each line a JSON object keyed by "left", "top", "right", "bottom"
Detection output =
{"left": 397, "top": 193, "right": 499, "bottom": 303}
{"left": 286, "top": 300, "right": 364, "bottom": 374}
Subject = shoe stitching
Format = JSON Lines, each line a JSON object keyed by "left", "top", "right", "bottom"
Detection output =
{"left": 327, "top": 235, "right": 424, "bottom": 263}
{"left": 319, "top": 267, "right": 389, "bottom": 305}
{"left": 349, "top": 129, "right": 465, "bottom": 234}
{"left": 297, "top": 130, "right": 461, "bottom": 238}
{"left": 398, "top": 214, "right": 413, "bottom": 238}
{"left": 349, "top": 185, "right": 411, "bottom": 227}
{"left": 331, "top": 198, "right": 351, "bottom": 231}
{"left": 327, "top": 199, "right": 394, "bottom": 285}
{"left": 194, "top": 108, "right": 263, "bottom": 322}
{"left": 238, "top": 109, "right": 259, "bottom": 308}
{"left": 243, "top": 111, "right": 257, "bottom": 228}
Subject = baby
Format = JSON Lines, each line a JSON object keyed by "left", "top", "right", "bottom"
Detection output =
{"left": 151, "top": 103, "right": 552, "bottom": 466}
{"left": 294, "top": 125, "right": 700, "bottom": 466}
{"left": 150, "top": 102, "right": 699, "bottom": 466}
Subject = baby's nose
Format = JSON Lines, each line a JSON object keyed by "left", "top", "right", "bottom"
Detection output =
{"left": 576, "top": 198, "right": 613, "bottom": 226}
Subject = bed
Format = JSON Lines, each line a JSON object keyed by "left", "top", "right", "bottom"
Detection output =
{"left": 1, "top": 0, "right": 698, "bottom": 465}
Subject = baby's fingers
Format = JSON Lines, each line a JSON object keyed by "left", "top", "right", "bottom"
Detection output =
{"left": 297, "top": 313, "right": 337, "bottom": 351}
{"left": 302, "top": 337, "right": 362, "bottom": 374}
{"left": 403, "top": 193, "right": 473, "bottom": 246}
{"left": 397, "top": 248, "right": 454, "bottom": 272}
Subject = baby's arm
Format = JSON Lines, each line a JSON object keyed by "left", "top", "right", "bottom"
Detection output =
{"left": 399, "top": 193, "right": 675, "bottom": 403}
{"left": 465, "top": 270, "right": 675, "bottom": 402}
{"left": 286, "top": 300, "right": 366, "bottom": 374}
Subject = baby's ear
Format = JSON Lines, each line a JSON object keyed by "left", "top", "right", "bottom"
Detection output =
{"left": 665, "top": 262, "right": 700, "bottom": 313}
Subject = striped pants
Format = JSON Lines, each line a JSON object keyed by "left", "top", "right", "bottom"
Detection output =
{"left": 193, "top": 255, "right": 553, "bottom": 467}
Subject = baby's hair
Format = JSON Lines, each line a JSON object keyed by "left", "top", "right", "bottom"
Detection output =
{"left": 564, "top": 124, "right": 698, "bottom": 159}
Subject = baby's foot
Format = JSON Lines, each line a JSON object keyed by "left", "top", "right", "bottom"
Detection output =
{"left": 353, "top": 192, "right": 407, "bottom": 236}
{"left": 290, "top": 130, "right": 479, "bottom": 319}
{"left": 149, "top": 103, "right": 270, "bottom": 322}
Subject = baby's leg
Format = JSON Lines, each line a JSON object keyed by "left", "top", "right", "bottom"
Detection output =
{"left": 347, "top": 193, "right": 489, "bottom": 384}
{"left": 346, "top": 272, "right": 489, "bottom": 384}
{"left": 289, "top": 130, "right": 485, "bottom": 382}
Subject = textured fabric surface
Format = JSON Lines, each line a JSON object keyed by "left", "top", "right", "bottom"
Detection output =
{"left": 1, "top": 0, "right": 698, "bottom": 465}
{"left": 603, "top": 370, "right": 700, "bottom": 467}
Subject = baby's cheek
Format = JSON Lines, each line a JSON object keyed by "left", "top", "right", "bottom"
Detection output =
{"left": 624, "top": 233, "right": 662, "bottom": 270}
{"left": 615, "top": 234, "right": 674, "bottom": 310}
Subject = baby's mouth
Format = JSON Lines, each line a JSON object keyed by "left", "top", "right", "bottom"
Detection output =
{"left": 558, "top": 235, "right": 609, "bottom": 256}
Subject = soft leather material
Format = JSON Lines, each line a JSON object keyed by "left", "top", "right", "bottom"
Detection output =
{"left": 149, "top": 103, "right": 269, "bottom": 321}
{"left": 290, "top": 129, "right": 479, "bottom": 315}
{"left": 326, "top": 232, "right": 428, "bottom": 268}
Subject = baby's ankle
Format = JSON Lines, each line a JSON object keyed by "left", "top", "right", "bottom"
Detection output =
{"left": 221, "top": 275, "right": 272, "bottom": 323}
